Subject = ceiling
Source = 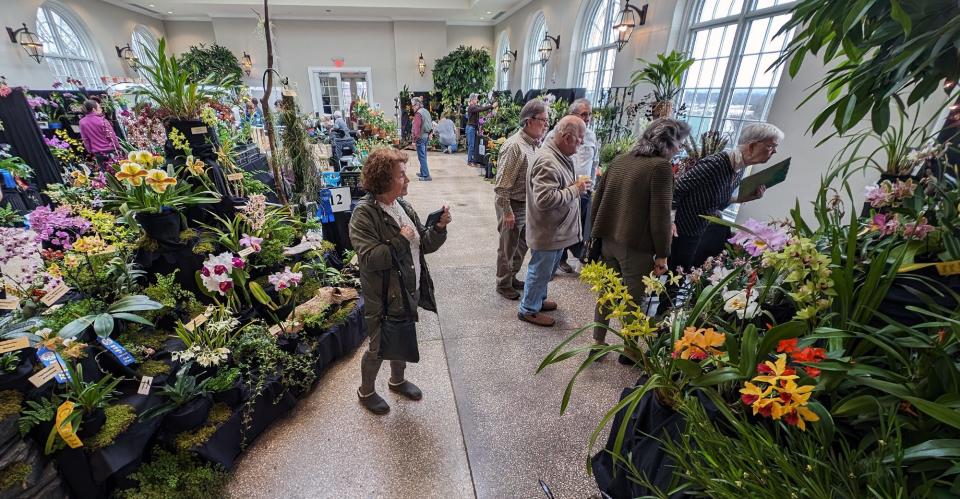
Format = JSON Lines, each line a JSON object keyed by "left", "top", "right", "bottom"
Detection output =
{"left": 110, "top": 0, "right": 532, "bottom": 24}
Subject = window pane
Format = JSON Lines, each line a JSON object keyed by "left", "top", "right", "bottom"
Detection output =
{"left": 696, "top": 0, "right": 744, "bottom": 22}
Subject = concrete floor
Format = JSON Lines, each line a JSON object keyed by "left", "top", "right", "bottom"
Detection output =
{"left": 227, "top": 151, "right": 636, "bottom": 499}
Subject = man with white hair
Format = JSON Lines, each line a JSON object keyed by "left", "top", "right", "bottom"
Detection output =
{"left": 332, "top": 110, "right": 350, "bottom": 136}
{"left": 518, "top": 115, "right": 590, "bottom": 327}
{"left": 669, "top": 122, "right": 784, "bottom": 277}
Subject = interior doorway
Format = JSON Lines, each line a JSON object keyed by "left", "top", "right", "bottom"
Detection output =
{"left": 307, "top": 67, "right": 373, "bottom": 117}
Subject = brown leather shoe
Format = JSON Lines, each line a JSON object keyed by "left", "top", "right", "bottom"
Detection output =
{"left": 512, "top": 278, "right": 525, "bottom": 290}
{"left": 497, "top": 287, "right": 520, "bottom": 300}
{"left": 540, "top": 300, "right": 558, "bottom": 311}
{"left": 518, "top": 312, "right": 555, "bottom": 327}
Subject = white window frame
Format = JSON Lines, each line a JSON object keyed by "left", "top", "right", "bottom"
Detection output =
{"left": 525, "top": 13, "right": 547, "bottom": 91}
{"left": 131, "top": 25, "right": 159, "bottom": 69}
{"left": 35, "top": 2, "right": 105, "bottom": 89}
{"left": 676, "top": 0, "right": 797, "bottom": 219}
{"left": 496, "top": 33, "right": 511, "bottom": 91}
{"left": 677, "top": 0, "right": 796, "bottom": 143}
{"left": 577, "top": 0, "right": 621, "bottom": 103}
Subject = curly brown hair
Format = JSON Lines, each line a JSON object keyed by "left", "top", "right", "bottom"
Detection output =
{"left": 360, "top": 148, "right": 407, "bottom": 195}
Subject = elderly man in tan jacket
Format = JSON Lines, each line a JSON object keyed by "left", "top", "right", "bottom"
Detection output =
{"left": 518, "top": 115, "right": 590, "bottom": 327}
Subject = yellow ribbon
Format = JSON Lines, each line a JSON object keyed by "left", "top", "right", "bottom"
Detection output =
{"left": 898, "top": 260, "right": 960, "bottom": 276}
{"left": 55, "top": 401, "right": 83, "bottom": 449}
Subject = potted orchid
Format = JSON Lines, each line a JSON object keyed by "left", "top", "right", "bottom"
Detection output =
{"left": 105, "top": 150, "right": 219, "bottom": 244}
{"left": 195, "top": 251, "right": 253, "bottom": 314}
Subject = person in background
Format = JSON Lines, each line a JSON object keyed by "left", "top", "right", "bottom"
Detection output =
{"left": 466, "top": 93, "right": 495, "bottom": 166}
{"left": 493, "top": 99, "right": 549, "bottom": 300}
{"left": 78, "top": 99, "right": 120, "bottom": 168}
{"left": 589, "top": 118, "right": 690, "bottom": 348}
{"left": 436, "top": 114, "right": 458, "bottom": 154}
{"left": 518, "top": 116, "right": 590, "bottom": 327}
{"left": 332, "top": 110, "right": 351, "bottom": 137}
{"left": 411, "top": 97, "right": 433, "bottom": 181}
{"left": 349, "top": 148, "right": 451, "bottom": 414}
{"left": 243, "top": 99, "right": 264, "bottom": 127}
{"left": 544, "top": 98, "right": 600, "bottom": 274}
{"left": 669, "top": 122, "right": 784, "bottom": 279}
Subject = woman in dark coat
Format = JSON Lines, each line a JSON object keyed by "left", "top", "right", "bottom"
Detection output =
{"left": 348, "top": 148, "right": 451, "bottom": 414}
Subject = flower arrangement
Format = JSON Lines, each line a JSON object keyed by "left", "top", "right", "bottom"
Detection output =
{"left": 26, "top": 205, "right": 90, "bottom": 250}
{"left": 105, "top": 150, "right": 219, "bottom": 214}
{"left": 197, "top": 252, "right": 252, "bottom": 312}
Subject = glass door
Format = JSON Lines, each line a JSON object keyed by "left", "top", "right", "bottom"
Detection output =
{"left": 314, "top": 72, "right": 342, "bottom": 115}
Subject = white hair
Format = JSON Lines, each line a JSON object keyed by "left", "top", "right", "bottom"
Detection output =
{"left": 411, "top": 96, "right": 423, "bottom": 106}
{"left": 567, "top": 98, "right": 591, "bottom": 115}
{"left": 333, "top": 110, "right": 342, "bottom": 118}
{"left": 738, "top": 122, "right": 784, "bottom": 146}
{"left": 555, "top": 115, "right": 586, "bottom": 137}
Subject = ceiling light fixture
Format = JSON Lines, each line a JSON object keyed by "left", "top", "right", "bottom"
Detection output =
{"left": 417, "top": 53, "right": 427, "bottom": 77}
{"left": 612, "top": 0, "right": 648, "bottom": 52}
{"left": 115, "top": 44, "right": 139, "bottom": 70}
{"left": 500, "top": 49, "right": 517, "bottom": 73}
{"left": 241, "top": 52, "right": 253, "bottom": 77}
{"left": 538, "top": 32, "right": 560, "bottom": 66}
{"left": 6, "top": 23, "right": 43, "bottom": 63}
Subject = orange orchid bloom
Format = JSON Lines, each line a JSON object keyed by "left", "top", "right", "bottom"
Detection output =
{"left": 145, "top": 169, "right": 177, "bottom": 193}
{"left": 116, "top": 161, "right": 148, "bottom": 186}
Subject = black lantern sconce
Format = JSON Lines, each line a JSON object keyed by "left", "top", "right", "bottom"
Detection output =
{"left": 6, "top": 23, "right": 44, "bottom": 63}
{"left": 115, "top": 44, "right": 139, "bottom": 70}
{"left": 500, "top": 49, "right": 517, "bottom": 73}
{"left": 538, "top": 32, "right": 560, "bottom": 66}
{"left": 241, "top": 52, "right": 253, "bottom": 77}
{"left": 417, "top": 53, "right": 427, "bottom": 77}
{"left": 613, "top": 0, "right": 649, "bottom": 52}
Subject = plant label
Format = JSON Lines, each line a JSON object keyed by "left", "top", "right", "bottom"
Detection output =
{"left": 37, "top": 121, "right": 49, "bottom": 129}
{"left": 98, "top": 337, "right": 136, "bottom": 366}
{"left": 478, "top": 142, "right": 485, "bottom": 155}
{"left": 70, "top": 125, "right": 80, "bottom": 133}
{"left": 29, "top": 363, "right": 62, "bottom": 388}
{"left": 41, "top": 283, "right": 70, "bottom": 306}
{"left": 226, "top": 172, "right": 244, "bottom": 181}
{"left": 938, "top": 261, "right": 960, "bottom": 276}
{"left": 0, "top": 298, "right": 19, "bottom": 310}
{"left": 330, "top": 187, "right": 351, "bottom": 213}
{"left": 190, "top": 126, "right": 208, "bottom": 135}
{"left": 0, "top": 337, "right": 30, "bottom": 354}
{"left": 268, "top": 324, "right": 282, "bottom": 336}
{"left": 36, "top": 347, "right": 70, "bottom": 383}
{"left": 138, "top": 376, "right": 153, "bottom": 395}
{"left": 184, "top": 313, "right": 208, "bottom": 332}
{"left": 238, "top": 247, "right": 256, "bottom": 257}
{"left": 41, "top": 304, "right": 63, "bottom": 316}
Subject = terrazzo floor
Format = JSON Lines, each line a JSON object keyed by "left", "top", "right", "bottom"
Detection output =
{"left": 226, "top": 151, "right": 637, "bottom": 498}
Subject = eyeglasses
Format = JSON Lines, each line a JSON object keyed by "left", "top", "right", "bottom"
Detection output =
{"left": 531, "top": 117, "right": 549, "bottom": 124}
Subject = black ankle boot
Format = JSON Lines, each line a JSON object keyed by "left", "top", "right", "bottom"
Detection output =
{"left": 358, "top": 389, "right": 390, "bottom": 414}
{"left": 388, "top": 380, "right": 423, "bottom": 400}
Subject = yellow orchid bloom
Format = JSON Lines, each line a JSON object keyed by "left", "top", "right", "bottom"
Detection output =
{"left": 753, "top": 354, "right": 799, "bottom": 385}
{"left": 777, "top": 379, "right": 815, "bottom": 406}
{"left": 739, "top": 381, "right": 773, "bottom": 405}
{"left": 700, "top": 328, "right": 726, "bottom": 350}
{"left": 185, "top": 156, "right": 206, "bottom": 176}
{"left": 788, "top": 405, "right": 820, "bottom": 431}
{"left": 145, "top": 169, "right": 178, "bottom": 193}
{"left": 667, "top": 272, "right": 683, "bottom": 286}
{"left": 642, "top": 274, "right": 666, "bottom": 295}
{"left": 69, "top": 170, "right": 89, "bottom": 187}
{"left": 116, "top": 162, "right": 148, "bottom": 186}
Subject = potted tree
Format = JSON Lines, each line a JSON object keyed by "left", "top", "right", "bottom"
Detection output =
{"left": 629, "top": 51, "right": 695, "bottom": 119}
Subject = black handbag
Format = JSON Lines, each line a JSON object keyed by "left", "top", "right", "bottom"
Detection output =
{"left": 581, "top": 237, "right": 603, "bottom": 264}
{"left": 377, "top": 250, "right": 419, "bottom": 363}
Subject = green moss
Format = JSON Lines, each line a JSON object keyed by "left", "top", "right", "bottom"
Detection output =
{"left": 178, "top": 229, "right": 198, "bottom": 242}
{"left": 0, "top": 390, "right": 23, "bottom": 420}
{"left": 89, "top": 404, "right": 137, "bottom": 449}
{"left": 205, "top": 368, "right": 239, "bottom": 393}
{"left": 173, "top": 403, "right": 231, "bottom": 452}
{"left": 116, "top": 327, "right": 171, "bottom": 353}
{"left": 138, "top": 360, "right": 171, "bottom": 378}
{"left": 137, "top": 236, "right": 160, "bottom": 253}
{"left": 254, "top": 226, "right": 296, "bottom": 267}
{"left": 0, "top": 462, "right": 31, "bottom": 491}
{"left": 116, "top": 447, "right": 226, "bottom": 499}
{"left": 292, "top": 276, "right": 322, "bottom": 304}
{"left": 321, "top": 301, "right": 357, "bottom": 329}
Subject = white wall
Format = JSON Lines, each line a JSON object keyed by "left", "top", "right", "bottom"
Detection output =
{"left": 493, "top": 0, "right": 581, "bottom": 93}
{"left": 0, "top": 0, "right": 165, "bottom": 89}
{"left": 162, "top": 20, "right": 215, "bottom": 55}
{"left": 446, "top": 25, "right": 494, "bottom": 54}
{"left": 394, "top": 21, "right": 447, "bottom": 93}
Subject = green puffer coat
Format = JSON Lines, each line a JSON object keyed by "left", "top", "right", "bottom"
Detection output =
{"left": 348, "top": 195, "right": 447, "bottom": 327}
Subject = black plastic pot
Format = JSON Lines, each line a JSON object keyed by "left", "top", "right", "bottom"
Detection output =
{"left": 136, "top": 210, "right": 183, "bottom": 246}
{"left": 77, "top": 407, "right": 106, "bottom": 440}
{"left": 212, "top": 379, "right": 244, "bottom": 409}
{"left": 162, "top": 395, "right": 212, "bottom": 434}
{"left": 0, "top": 350, "right": 35, "bottom": 393}
{"left": 276, "top": 334, "right": 299, "bottom": 354}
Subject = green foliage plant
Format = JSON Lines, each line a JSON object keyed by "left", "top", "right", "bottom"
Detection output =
{"left": 117, "top": 446, "right": 226, "bottom": 499}
{"left": 629, "top": 51, "right": 695, "bottom": 103}
{"left": 0, "top": 390, "right": 22, "bottom": 420}
{"left": 89, "top": 404, "right": 137, "bottom": 449}
{"left": 0, "top": 352, "right": 20, "bottom": 374}
{"left": 432, "top": 46, "right": 495, "bottom": 121}
{"left": 278, "top": 98, "right": 321, "bottom": 206}
{"left": 0, "top": 203, "right": 24, "bottom": 227}
{"left": 18, "top": 398, "right": 55, "bottom": 437}
{"left": 139, "top": 365, "right": 211, "bottom": 421}
{"left": 133, "top": 38, "right": 235, "bottom": 121}
{"left": 0, "top": 462, "right": 31, "bottom": 492}
{"left": 58, "top": 295, "right": 162, "bottom": 339}
{"left": 204, "top": 367, "right": 239, "bottom": 393}
{"left": 777, "top": 0, "right": 960, "bottom": 134}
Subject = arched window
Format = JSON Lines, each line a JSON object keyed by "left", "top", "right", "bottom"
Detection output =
{"left": 35, "top": 2, "right": 104, "bottom": 89}
{"left": 525, "top": 13, "right": 547, "bottom": 91}
{"left": 131, "top": 25, "right": 159, "bottom": 68}
{"left": 678, "top": 0, "right": 797, "bottom": 142}
{"left": 577, "top": 0, "right": 620, "bottom": 103}
{"left": 496, "top": 33, "right": 511, "bottom": 91}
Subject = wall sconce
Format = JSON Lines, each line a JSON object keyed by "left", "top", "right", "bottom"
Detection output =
{"left": 613, "top": 0, "right": 648, "bottom": 52}
{"left": 241, "top": 52, "right": 253, "bottom": 77}
{"left": 6, "top": 23, "right": 44, "bottom": 63}
{"left": 500, "top": 49, "right": 517, "bottom": 73}
{"left": 115, "top": 44, "right": 139, "bottom": 70}
{"left": 417, "top": 53, "right": 426, "bottom": 77}
{"left": 538, "top": 32, "right": 560, "bottom": 66}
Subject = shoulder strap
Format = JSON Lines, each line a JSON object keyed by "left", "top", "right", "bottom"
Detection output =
{"left": 380, "top": 247, "right": 413, "bottom": 319}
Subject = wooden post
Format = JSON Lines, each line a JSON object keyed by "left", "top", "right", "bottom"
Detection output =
{"left": 259, "top": 0, "right": 288, "bottom": 205}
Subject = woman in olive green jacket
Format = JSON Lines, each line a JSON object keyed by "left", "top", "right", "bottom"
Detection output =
{"left": 349, "top": 148, "right": 451, "bottom": 414}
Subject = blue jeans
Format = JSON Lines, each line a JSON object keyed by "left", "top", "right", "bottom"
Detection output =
{"left": 466, "top": 125, "right": 477, "bottom": 163}
{"left": 519, "top": 249, "right": 564, "bottom": 315}
{"left": 442, "top": 142, "right": 457, "bottom": 153}
{"left": 416, "top": 137, "right": 430, "bottom": 178}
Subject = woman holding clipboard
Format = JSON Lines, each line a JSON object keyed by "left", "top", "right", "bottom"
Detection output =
{"left": 665, "top": 123, "right": 785, "bottom": 306}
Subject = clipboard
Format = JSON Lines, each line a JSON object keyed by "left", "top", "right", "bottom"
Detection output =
{"left": 736, "top": 157, "right": 790, "bottom": 203}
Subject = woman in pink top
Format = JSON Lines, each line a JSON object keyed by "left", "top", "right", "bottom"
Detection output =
{"left": 78, "top": 99, "right": 120, "bottom": 167}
